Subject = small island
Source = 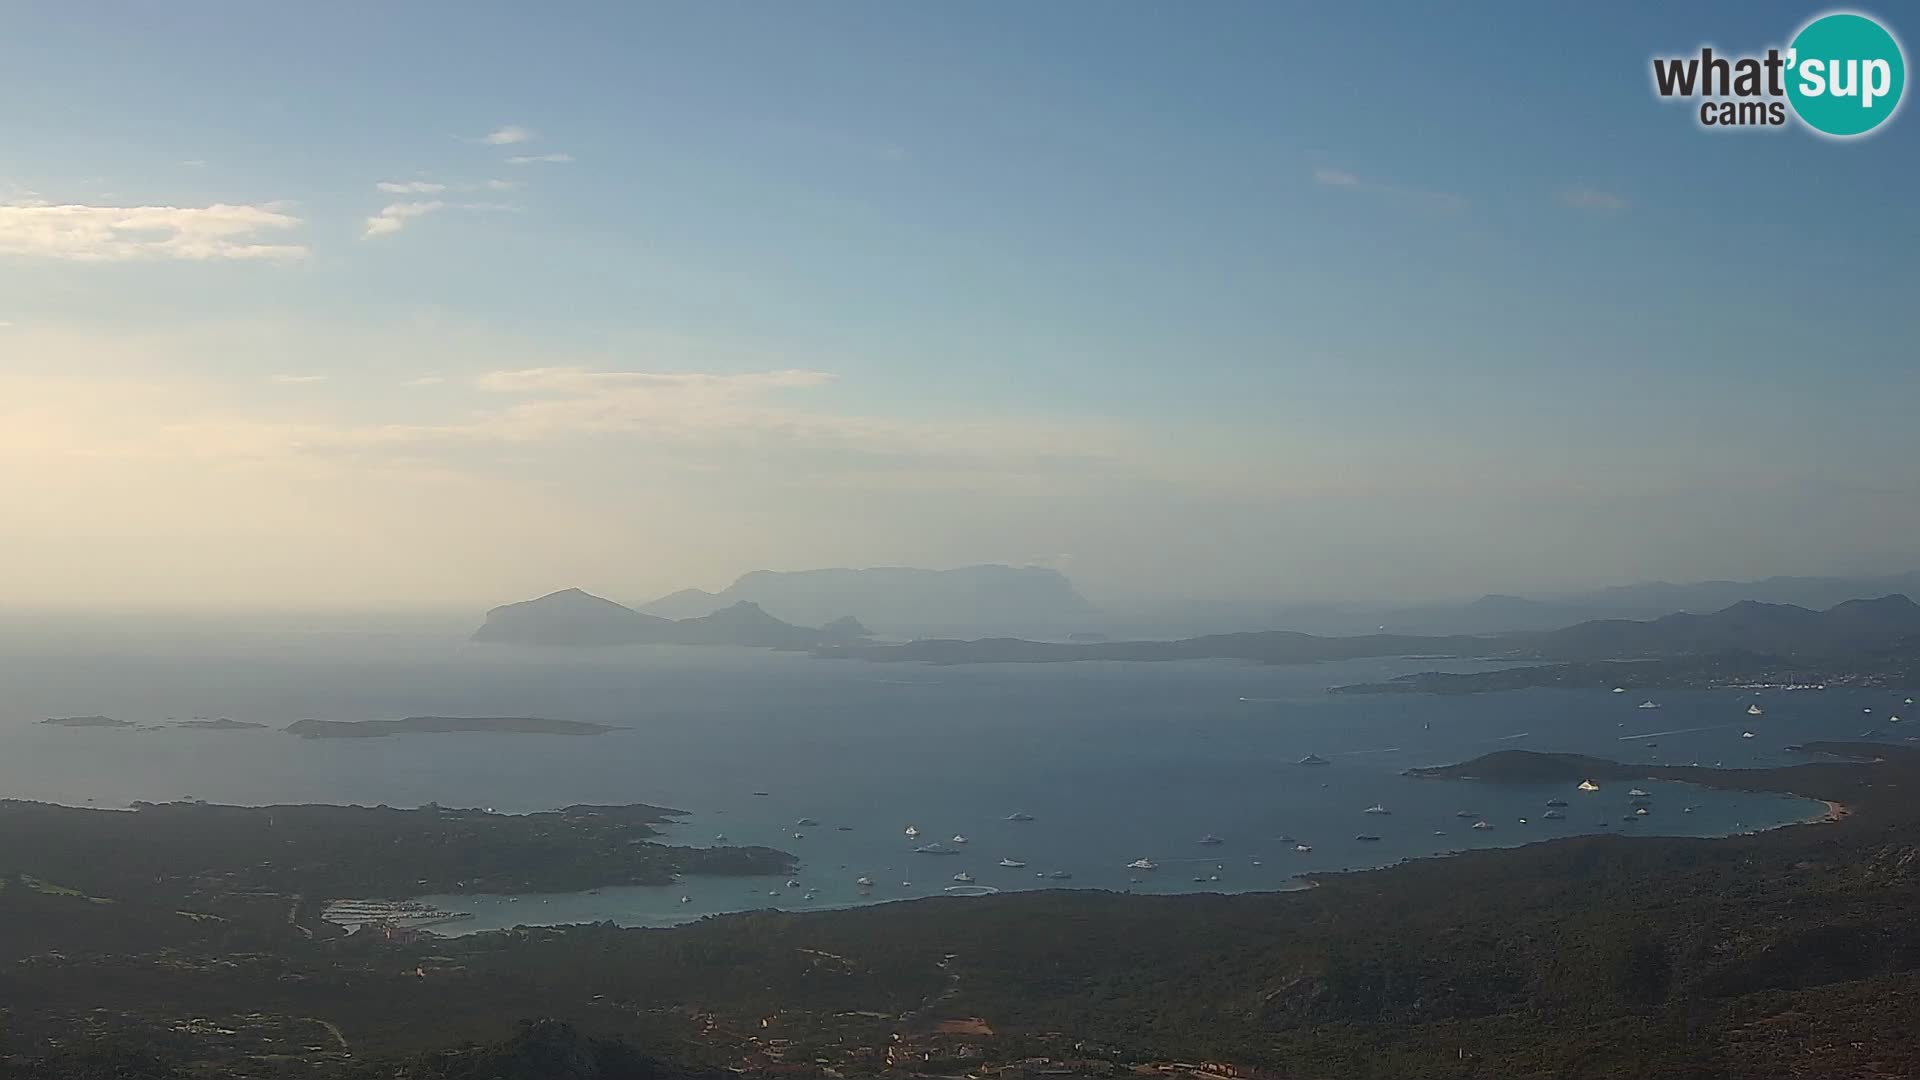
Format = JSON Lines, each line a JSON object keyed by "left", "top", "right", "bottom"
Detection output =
{"left": 40, "top": 715, "right": 131, "bottom": 728}
{"left": 285, "top": 716, "right": 614, "bottom": 739}
{"left": 174, "top": 718, "right": 269, "bottom": 731}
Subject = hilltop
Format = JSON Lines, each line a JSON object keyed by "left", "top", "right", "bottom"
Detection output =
{"left": 471, "top": 588, "right": 868, "bottom": 649}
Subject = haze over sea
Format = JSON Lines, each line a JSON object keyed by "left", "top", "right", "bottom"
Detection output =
{"left": 1, "top": 626, "right": 1875, "bottom": 931}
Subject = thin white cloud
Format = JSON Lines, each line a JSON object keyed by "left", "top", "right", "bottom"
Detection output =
{"left": 270, "top": 373, "right": 328, "bottom": 384}
{"left": 376, "top": 180, "right": 448, "bottom": 194}
{"left": 507, "top": 152, "right": 573, "bottom": 165}
{"left": 364, "top": 200, "right": 446, "bottom": 238}
{"left": 476, "top": 125, "right": 536, "bottom": 145}
{"left": 1560, "top": 186, "right": 1630, "bottom": 212}
{"left": 0, "top": 320, "right": 14, "bottom": 329}
{"left": 482, "top": 179, "right": 520, "bottom": 191}
{"left": 1312, "top": 166, "right": 1466, "bottom": 213}
{"left": 403, "top": 375, "right": 447, "bottom": 387}
{"left": 0, "top": 201, "right": 308, "bottom": 261}
{"left": 363, "top": 200, "right": 514, "bottom": 239}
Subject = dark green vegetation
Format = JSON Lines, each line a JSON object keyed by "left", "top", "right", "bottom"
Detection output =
{"left": 285, "top": 716, "right": 614, "bottom": 738}
{"left": 473, "top": 588, "right": 869, "bottom": 648}
{"left": 11, "top": 747, "right": 1920, "bottom": 1077}
{"left": 0, "top": 799, "right": 791, "bottom": 903}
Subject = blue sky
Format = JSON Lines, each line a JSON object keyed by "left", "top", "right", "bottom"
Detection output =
{"left": 1, "top": 2, "right": 1915, "bottom": 611}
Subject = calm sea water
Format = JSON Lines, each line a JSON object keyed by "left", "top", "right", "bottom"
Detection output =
{"left": 0, "top": 627, "right": 1886, "bottom": 931}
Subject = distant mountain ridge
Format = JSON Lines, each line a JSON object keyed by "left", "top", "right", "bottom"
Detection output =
{"left": 471, "top": 588, "right": 869, "bottom": 649}
{"left": 818, "top": 595, "right": 1920, "bottom": 666}
{"left": 639, "top": 564, "right": 1095, "bottom": 634}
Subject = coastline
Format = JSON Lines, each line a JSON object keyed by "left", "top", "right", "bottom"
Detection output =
{"left": 1813, "top": 798, "right": 1852, "bottom": 824}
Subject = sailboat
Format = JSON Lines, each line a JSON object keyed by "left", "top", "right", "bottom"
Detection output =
{"left": 1363, "top": 804, "right": 1391, "bottom": 815}
{"left": 1578, "top": 780, "right": 1601, "bottom": 792}
{"left": 1637, "top": 700, "right": 1660, "bottom": 709}
{"left": 903, "top": 825, "right": 920, "bottom": 839}
{"left": 998, "top": 858, "right": 1027, "bottom": 868}
{"left": 1748, "top": 704, "right": 1764, "bottom": 716}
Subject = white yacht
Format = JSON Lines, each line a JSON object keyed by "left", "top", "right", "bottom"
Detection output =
{"left": 1638, "top": 701, "right": 1660, "bottom": 709}
{"left": 1006, "top": 811, "right": 1036, "bottom": 822}
{"left": 999, "top": 858, "right": 1027, "bottom": 868}
{"left": 1127, "top": 858, "right": 1157, "bottom": 870}
{"left": 1578, "top": 779, "right": 1601, "bottom": 792}
{"left": 952, "top": 872, "right": 974, "bottom": 883}
{"left": 1472, "top": 820, "right": 1494, "bottom": 830}
{"left": 1742, "top": 731, "right": 1756, "bottom": 739}
{"left": 1363, "top": 804, "right": 1391, "bottom": 815}
{"left": 1627, "top": 788, "right": 1651, "bottom": 798}
{"left": 1197, "top": 834, "right": 1224, "bottom": 845}
{"left": 903, "top": 825, "right": 920, "bottom": 839}
{"left": 856, "top": 876, "right": 874, "bottom": 887}
{"left": 680, "top": 895, "right": 691, "bottom": 904}
{"left": 951, "top": 834, "right": 968, "bottom": 844}
{"left": 1748, "top": 704, "right": 1764, "bottom": 716}
{"left": 1612, "top": 687, "right": 1627, "bottom": 694}
{"left": 1294, "top": 843, "right": 1313, "bottom": 853}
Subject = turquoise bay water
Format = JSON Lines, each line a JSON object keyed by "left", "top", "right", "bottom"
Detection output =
{"left": 0, "top": 628, "right": 1879, "bottom": 931}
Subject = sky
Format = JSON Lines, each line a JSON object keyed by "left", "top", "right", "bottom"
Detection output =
{"left": 1, "top": 1, "right": 1916, "bottom": 614}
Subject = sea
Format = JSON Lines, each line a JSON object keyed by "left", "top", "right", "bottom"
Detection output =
{"left": 0, "top": 623, "right": 1893, "bottom": 933}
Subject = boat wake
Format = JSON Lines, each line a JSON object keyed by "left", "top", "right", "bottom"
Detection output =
{"left": 1619, "top": 723, "right": 1739, "bottom": 741}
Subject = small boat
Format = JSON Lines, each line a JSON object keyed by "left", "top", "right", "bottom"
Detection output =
{"left": 1298, "top": 754, "right": 1330, "bottom": 766}
{"left": 1355, "top": 834, "right": 1382, "bottom": 842}
{"left": 952, "top": 872, "right": 974, "bottom": 883}
{"left": 951, "top": 834, "right": 968, "bottom": 844}
{"left": 856, "top": 877, "right": 874, "bottom": 887}
{"left": 1127, "top": 858, "right": 1157, "bottom": 870}
{"left": 1748, "top": 705, "right": 1764, "bottom": 716}
{"left": 999, "top": 858, "right": 1027, "bottom": 868}
{"left": 1294, "top": 843, "right": 1312, "bottom": 852}
{"left": 1543, "top": 809, "right": 1566, "bottom": 820}
{"left": 1612, "top": 687, "right": 1627, "bottom": 694}
{"left": 1546, "top": 799, "right": 1570, "bottom": 808}
{"left": 1363, "top": 804, "right": 1391, "bottom": 815}
{"left": 1741, "top": 731, "right": 1756, "bottom": 739}
{"left": 836, "top": 825, "right": 854, "bottom": 831}
{"left": 1638, "top": 701, "right": 1660, "bottom": 709}
{"left": 795, "top": 818, "right": 818, "bottom": 827}
{"left": 1517, "top": 818, "right": 1529, "bottom": 824}
{"left": 1628, "top": 788, "right": 1650, "bottom": 798}
{"left": 1006, "top": 811, "right": 1036, "bottom": 822}
{"left": 1892, "top": 716, "right": 1905, "bottom": 724}
{"left": 753, "top": 791, "right": 769, "bottom": 796}
{"left": 785, "top": 879, "right": 800, "bottom": 889}
{"left": 1578, "top": 780, "right": 1601, "bottom": 792}
{"left": 1454, "top": 810, "right": 1479, "bottom": 819}
{"left": 1197, "top": 834, "right": 1224, "bottom": 846}
{"left": 1048, "top": 870, "right": 1073, "bottom": 880}
{"left": 914, "top": 842, "right": 959, "bottom": 855}
{"left": 679, "top": 895, "right": 691, "bottom": 904}
{"left": 904, "top": 825, "right": 920, "bottom": 839}
{"left": 713, "top": 833, "right": 728, "bottom": 842}
{"left": 1472, "top": 821, "right": 1493, "bottom": 831}
{"left": 792, "top": 833, "right": 805, "bottom": 840}
{"left": 1636, "top": 807, "right": 1650, "bottom": 816}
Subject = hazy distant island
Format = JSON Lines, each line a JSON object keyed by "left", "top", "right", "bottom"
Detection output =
{"left": 472, "top": 587, "right": 870, "bottom": 649}
{"left": 173, "top": 717, "right": 269, "bottom": 731}
{"left": 641, "top": 563, "right": 1097, "bottom": 635}
{"left": 39, "top": 714, "right": 131, "bottom": 728}
{"left": 285, "top": 716, "right": 615, "bottom": 738}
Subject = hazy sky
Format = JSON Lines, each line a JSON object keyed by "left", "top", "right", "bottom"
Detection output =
{"left": 2, "top": 2, "right": 1916, "bottom": 612}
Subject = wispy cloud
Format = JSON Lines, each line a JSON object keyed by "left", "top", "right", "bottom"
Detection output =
{"left": 507, "top": 152, "right": 573, "bottom": 165}
{"left": 1311, "top": 167, "right": 1466, "bottom": 213}
{"left": 403, "top": 375, "right": 447, "bottom": 387}
{"left": 364, "top": 200, "right": 447, "bottom": 238}
{"left": 1559, "top": 186, "right": 1630, "bottom": 212}
{"left": 0, "top": 320, "right": 14, "bottom": 329}
{"left": 0, "top": 200, "right": 308, "bottom": 261}
{"left": 270, "top": 373, "right": 328, "bottom": 384}
{"left": 474, "top": 125, "right": 536, "bottom": 145}
{"left": 376, "top": 180, "right": 448, "bottom": 195}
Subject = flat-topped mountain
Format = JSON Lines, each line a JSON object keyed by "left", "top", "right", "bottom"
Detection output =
{"left": 472, "top": 588, "right": 869, "bottom": 649}
{"left": 641, "top": 564, "right": 1095, "bottom": 634}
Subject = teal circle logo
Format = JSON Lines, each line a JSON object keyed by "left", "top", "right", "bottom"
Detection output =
{"left": 1786, "top": 12, "right": 1906, "bottom": 137}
